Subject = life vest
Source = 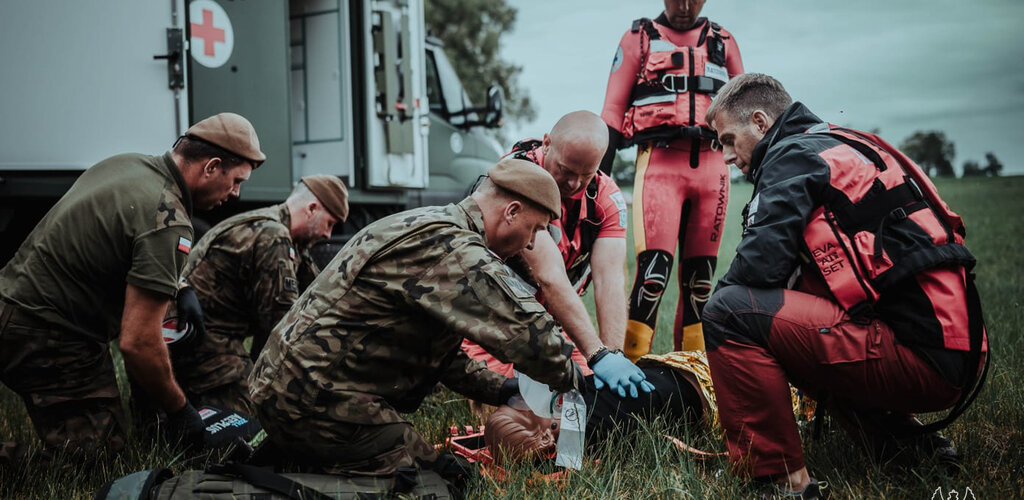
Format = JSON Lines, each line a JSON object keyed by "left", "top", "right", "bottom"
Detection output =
{"left": 504, "top": 139, "right": 603, "bottom": 294}
{"left": 797, "top": 124, "right": 988, "bottom": 436}
{"left": 622, "top": 17, "right": 729, "bottom": 147}
{"left": 797, "top": 123, "right": 975, "bottom": 317}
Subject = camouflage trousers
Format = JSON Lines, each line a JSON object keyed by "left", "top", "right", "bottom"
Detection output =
{"left": 171, "top": 331, "right": 255, "bottom": 415}
{"left": 0, "top": 301, "right": 126, "bottom": 466}
{"left": 256, "top": 400, "right": 440, "bottom": 476}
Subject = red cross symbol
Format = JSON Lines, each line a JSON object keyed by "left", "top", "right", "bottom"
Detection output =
{"left": 191, "top": 9, "right": 225, "bottom": 57}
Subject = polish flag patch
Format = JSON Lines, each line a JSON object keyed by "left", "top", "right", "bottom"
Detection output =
{"left": 177, "top": 236, "right": 192, "bottom": 254}
{"left": 289, "top": 247, "right": 296, "bottom": 261}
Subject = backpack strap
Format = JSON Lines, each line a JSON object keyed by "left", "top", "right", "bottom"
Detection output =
{"left": 630, "top": 17, "right": 651, "bottom": 33}
{"left": 206, "top": 463, "right": 338, "bottom": 500}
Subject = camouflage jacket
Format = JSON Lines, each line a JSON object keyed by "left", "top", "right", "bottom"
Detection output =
{"left": 249, "top": 198, "right": 580, "bottom": 425}
{"left": 175, "top": 204, "right": 302, "bottom": 390}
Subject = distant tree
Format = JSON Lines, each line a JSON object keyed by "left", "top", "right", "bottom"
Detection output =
{"left": 962, "top": 160, "right": 983, "bottom": 177}
{"left": 424, "top": 0, "right": 536, "bottom": 128}
{"left": 611, "top": 152, "right": 635, "bottom": 186}
{"left": 984, "top": 152, "right": 1004, "bottom": 177}
{"left": 900, "top": 131, "right": 956, "bottom": 178}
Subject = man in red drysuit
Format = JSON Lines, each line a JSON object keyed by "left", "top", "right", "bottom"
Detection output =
{"left": 600, "top": 0, "right": 743, "bottom": 360}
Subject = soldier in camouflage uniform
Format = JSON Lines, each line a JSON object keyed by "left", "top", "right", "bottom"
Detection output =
{"left": 169, "top": 175, "right": 348, "bottom": 414}
{"left": 249, "top": 158, "right": 586, "bottom": 477}
{"left": 0, "top": 113, "right": 263, "bottom": 466}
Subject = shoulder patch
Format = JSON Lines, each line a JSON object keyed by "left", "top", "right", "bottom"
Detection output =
{"left": 289, "top": 247, "right": 296, "bottom": 261}
{"left": 283, "top": 276, "right": 298, "bottom": 293}
{"left": 610, "top": 45, "right": 623, "bottom": 73}
{"left": 744, "top": 194, "right": 760, "bottom": 228}
{"left": 497, "top": 265, "right": 537, "bottom": 300}
{"left": 177, "top": 236, "right": 192, "bottom": 254}
{"left": 609, "top": 192, "right": 628, "bottom": 228}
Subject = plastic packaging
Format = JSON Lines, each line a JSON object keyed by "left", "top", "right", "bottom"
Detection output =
{"left": 555, "top": 390, "right": 586, "bottom": 470}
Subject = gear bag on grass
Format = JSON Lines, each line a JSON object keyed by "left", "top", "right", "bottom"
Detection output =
{"left": 97, "top": 463, "right": 454, "bottom": 500}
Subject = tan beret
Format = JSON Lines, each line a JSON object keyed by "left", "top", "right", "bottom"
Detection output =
{"left": 488, "top": 158, "right": 561, "bottom": 218}
{"left": 185, "top": 112, "right": 266, "bottom": 165}
{"left": 301, "top": 175, "right": 349, "bottom": 222}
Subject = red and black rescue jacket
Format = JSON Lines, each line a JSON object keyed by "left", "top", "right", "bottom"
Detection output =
{"left": 720, "top": 103, "right": 984, "bottom": 380}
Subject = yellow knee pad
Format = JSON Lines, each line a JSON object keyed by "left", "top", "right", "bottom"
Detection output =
{"left": 624, "top": 320, "right": 654, "bottom": 362}
{"left": 681, "top": 322, "right": 705, "bottom": 352}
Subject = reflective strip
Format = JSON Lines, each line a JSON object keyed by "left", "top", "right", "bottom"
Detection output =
{"left": 632, "top": 94, "right": 677, "bottom": 107}
{"left": 632, "top": 147, "right": 652, "bottom": 254}
{"left": 649, "top": 39, "right": 676, "bottom": 52}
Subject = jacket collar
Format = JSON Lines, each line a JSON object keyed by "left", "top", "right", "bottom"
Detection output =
{"left": 162, "top": 151, "right": 194, "bottom": 217}
{"left": 748, "top": 102, "right": 824, "bottom": 182}
{"left": 457, "top": 197, "right": 486, "bottom": 239}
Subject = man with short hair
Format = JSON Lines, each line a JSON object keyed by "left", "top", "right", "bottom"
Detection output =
{"left": 249, "top": 159, "right": 590, "bottom": 482}
{"left": 169, "top": 175, "right": 349, "bottom": 414}
{"left": 462, "top": 110, "right": 652, "bottom": 398}
{"left": 0, "top": 113, "right": 264, "bottom": 464}
{"left": 704, "top": 73, "right": 987, "bottom": 498}
{"left": 601, "top": 0, "right": 743, "bottom": 361}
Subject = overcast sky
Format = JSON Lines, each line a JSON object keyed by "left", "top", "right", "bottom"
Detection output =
{"left": 499, "top": 0, "right": 1024, "bottom": 174}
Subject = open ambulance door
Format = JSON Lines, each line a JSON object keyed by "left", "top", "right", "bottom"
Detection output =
{"left": 363, "top": 0, "right": 430, "bottom": 190}
{"left": 186, "top": 0, "right": 292, "bottom": 202}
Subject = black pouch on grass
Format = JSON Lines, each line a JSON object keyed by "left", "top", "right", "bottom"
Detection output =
{"left": 151, "top": 463, "right": 456, "bottom": 500}
{"left": 198, "top": 405, "right": 264, "bottom": 450}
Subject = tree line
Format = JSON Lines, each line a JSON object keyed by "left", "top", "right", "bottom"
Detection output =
{"left": 900, "top": 131, "right": 1003, "bottom": 178}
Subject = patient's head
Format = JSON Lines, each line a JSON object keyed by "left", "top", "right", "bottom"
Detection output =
{"left": 484, "top": 405, "right": 559, "bottom": 463}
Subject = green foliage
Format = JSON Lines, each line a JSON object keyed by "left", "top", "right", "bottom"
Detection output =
{"left": 424, "top": 0, "right": 536, "bottom": 126}
{"left": 3, "top": 177, "right": 1024, "bottom": 498}
{"left": 900, "top": 130, "right": 956, "bottom": 178}
{"left": 961, "top": 152, "right": 1003, "bottom": 178}
{"left": 985, "top": 152, "right": 1004, "bottom": 177}
{"left": 610, "top": 151, "right": 636, "bottom": 186}
{"left": 962, "top": 160, "right": 984, "bottom": 177}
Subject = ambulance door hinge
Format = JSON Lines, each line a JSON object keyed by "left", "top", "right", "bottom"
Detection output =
{"left": 153, "top": 28, "right": 185, "bottom": 90}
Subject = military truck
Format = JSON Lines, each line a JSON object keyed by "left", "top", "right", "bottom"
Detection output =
{"left": 0, "top": 0, "right": 504, "bottom": 263}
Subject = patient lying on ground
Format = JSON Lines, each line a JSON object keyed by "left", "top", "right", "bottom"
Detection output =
{"left": 484, "top": 353, "right": 714, "bottom": 463}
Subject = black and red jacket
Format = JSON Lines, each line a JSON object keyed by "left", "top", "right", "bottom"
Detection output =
{"left": 720, "top": 102, "right": 986, "bottom": 383}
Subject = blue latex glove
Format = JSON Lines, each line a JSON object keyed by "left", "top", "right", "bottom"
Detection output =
{"left": 591, "top": 351, "right": 656, "bottom": 398}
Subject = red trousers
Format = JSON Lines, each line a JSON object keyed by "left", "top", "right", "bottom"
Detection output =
{"left": 703, "top": 286, "right": 962, "bottom": 477}
{"left": 629, "top": 142, "right": 729, "bottom": 350}
{"left": 633, "top": 143, "right": 729, "bottom": 258}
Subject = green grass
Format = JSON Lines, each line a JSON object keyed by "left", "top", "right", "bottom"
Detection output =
{"left": 2, "top": 176, "right": 1023, "bottom": 498}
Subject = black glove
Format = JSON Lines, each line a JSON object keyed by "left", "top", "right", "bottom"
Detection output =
{"left": 569, "top": 361, "right": 588, "bottom": 395}
{"left": 497, "top": 378, "right": 520, "bottom": 406}
{"left": 172, "top": 286, "right": 206, "bottom": 350}
{"left": 165, "top": 401, "right": 205, "bottom": 447}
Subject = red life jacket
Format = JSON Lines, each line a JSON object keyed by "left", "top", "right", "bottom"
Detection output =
{"left": 798, "top": 125, "right": 989, "bottom": 436}
{"left": 799, "top": 124, "right": 975, "bottom": 317}
{"left": 622, "top": 18, "right": 729, "bottom": 146}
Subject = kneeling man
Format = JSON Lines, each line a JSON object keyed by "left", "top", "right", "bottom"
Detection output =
{"left": 703, "top": 73, "right": 987, "bottom": 498}
{"left": 249, "top": 159, "right": 586, "bottom": 479}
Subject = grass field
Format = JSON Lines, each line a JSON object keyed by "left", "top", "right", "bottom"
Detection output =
{"left": 2, "top": 176, "right": 1022, "bottom": 498}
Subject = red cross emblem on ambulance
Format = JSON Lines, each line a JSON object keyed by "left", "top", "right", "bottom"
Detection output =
{"left": 189, "top": 0, "right": 234, "bottom": 68}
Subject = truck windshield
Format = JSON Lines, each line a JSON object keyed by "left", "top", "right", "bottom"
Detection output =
{"left": 425, "top": 47, "right": 476, "bottom": 126}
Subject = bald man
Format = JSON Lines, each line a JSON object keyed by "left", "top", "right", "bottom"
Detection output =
{"left": 463, "top": 111, "right": 652, "bottom": 399}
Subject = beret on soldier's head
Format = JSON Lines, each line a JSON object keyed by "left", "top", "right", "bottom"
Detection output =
{"left": 185, "top": 112, "right": 267, "bottom": 165}
{"left": 488, "top": 158, "right": 561, "bottom": 219}
{"left": 301, "top": 175, "right": 349, "bottom": 222}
